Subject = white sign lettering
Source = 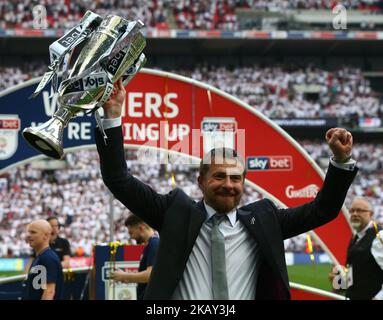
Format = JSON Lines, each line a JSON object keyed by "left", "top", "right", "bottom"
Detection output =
{"left": 285, "top": 184, "right": 319, "bottom": 199}
{"left": 127, "top": 92, "right": 179, "bottom": 119}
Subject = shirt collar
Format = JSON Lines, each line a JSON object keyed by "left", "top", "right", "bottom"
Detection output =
{"left": 356, "top": 220, "right": 373, "bottom": 239}
{"left": 203, "top": 200, "right": 237, "bottom": 227}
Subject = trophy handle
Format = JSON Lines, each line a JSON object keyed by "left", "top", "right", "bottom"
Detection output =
{"left": 22, "top": 107, "right": 75, "bottom": 159}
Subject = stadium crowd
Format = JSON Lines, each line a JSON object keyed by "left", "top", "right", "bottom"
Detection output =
{"left": 1, "top": 0, "right": 382, "bottom": 31}
{"left": 172, "top": 64, "right": 383, "bottom": 119}
{"left": 0, "top": 63, "right": 46, "bottom": 92}
{"left": 171, "top": 0, "right": 239, "bottom": 30}
{"left": 0, "top": 0, "right": 169, "bottom": 30}
{"left": 1, "top": 63, "right": 382, "bottom": 121}
{"left": 0, "top": 141, "right": 382, "bottom": 258}
{"left": 245, "top": 0, "right": 383, "bottom": 11}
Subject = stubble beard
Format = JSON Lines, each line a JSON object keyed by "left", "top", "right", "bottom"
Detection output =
{"left": 206, "top": 192, "right": 242, "bottom": 214}
{"left": 350, "top": 221, "right": 362, "bottom": 231}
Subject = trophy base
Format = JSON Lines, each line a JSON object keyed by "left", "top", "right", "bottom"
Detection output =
{"left": 22, "top": 127, "right": 63, "bottom": 160}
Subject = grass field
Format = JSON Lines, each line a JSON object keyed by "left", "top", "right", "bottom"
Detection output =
{"left": 1, "top": 263, "right": 338, "bottom": 293}
{"left": 0, "top": 271, "right": 24, "bottom": 278}
{"left": 287, "top": 263, "right": 334, "bottom": 292}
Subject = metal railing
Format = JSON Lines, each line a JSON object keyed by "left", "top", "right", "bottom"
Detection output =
{"left": 0, "top": 266, "right": 93, "bottom": 285}
{"left": 290, "top": 282, "right": 346, "bottom": 300}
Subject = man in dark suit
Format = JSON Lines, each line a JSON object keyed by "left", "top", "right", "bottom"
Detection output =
{"left": 95, "top": 79, "right": 357, "bottom": 300}
{"left": 329, "top": 197, "right": 383, "bottom": 300}
{"left": 345, "top": 197, "right": 383, "bottom": 300}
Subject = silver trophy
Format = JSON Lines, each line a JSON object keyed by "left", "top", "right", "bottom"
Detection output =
{"left": 23, "top": 11, "right": 146, "bottom": 159}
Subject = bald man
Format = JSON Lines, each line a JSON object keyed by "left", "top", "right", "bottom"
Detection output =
{"left": 23, "top": 220, "right": 63, "bottom": 300}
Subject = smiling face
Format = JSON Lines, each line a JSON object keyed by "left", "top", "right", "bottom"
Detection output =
{"left": 349, "top": 198, "right": 373, "bottom": 232}
{"left": 198, "top": 160, "right": 245, "bottom": 214}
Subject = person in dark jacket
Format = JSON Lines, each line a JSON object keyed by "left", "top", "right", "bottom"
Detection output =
{"left": 345, "top": 197, "right": 383, "bottom": 300}
{"left": 95, "top": 79, "right": 358, "bottom": 300}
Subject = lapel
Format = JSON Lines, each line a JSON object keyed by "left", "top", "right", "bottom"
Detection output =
{"left": 237, "top": 206, "right": 286, "bottom": 283}
{"left": 185, "top": 200, "right": 207, "bottom": 254}
{"left": 237, "top": 208, "right": 265, "bottom": 247}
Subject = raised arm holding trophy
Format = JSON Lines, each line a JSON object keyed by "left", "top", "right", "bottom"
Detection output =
{"left": 22, "top": 10, "right": 146, "bottom": 159}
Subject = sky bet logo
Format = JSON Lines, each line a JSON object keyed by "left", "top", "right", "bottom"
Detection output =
{"left": 247, "top": 156, "right": 293, "bottom": 171}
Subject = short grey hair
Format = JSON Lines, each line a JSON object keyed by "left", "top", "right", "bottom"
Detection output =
{"left": 352, "top": 196, "right": 374, "bottom": 214}
{"left": 199, "top": 147, "right": 246, "bottom": 178}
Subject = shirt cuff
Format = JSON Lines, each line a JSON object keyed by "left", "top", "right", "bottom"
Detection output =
{"left": 374, "top": 286, "right": 383, "bottom": 300}
{"left": 102, "top": 117, "right": 122, "bottom": 130}
{"left": 330, "top": 157, "right": 357, "bottom": 171}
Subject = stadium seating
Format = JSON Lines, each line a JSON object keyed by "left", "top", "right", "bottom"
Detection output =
{"left": 1, "top": 63, "right": 382, "bottom": 121}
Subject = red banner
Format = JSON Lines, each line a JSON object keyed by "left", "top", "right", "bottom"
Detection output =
{"left": 121, "top": 69, "right": 352, "bottom": 265}
{"left": 290, "top": 286, "right": 344, "bottom": 300}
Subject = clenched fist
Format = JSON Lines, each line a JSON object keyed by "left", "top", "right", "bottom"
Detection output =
{"left": 325, "top": 128, "right": 353, "bottom": 162}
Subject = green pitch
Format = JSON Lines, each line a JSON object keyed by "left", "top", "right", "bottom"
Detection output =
{"left": 0, "top": 271, "right": 24, "bottom": 278}
{"left": 287, "top": 263, "right": 335, "bottom": 292}
{"left": 1, "top": 264, "right": 336, "bottom": 289}
{"left": 1, "top": 264, "right": 339, "bottom": 294}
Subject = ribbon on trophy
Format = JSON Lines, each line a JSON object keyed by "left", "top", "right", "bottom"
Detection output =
{"left": 23, "top": 11, "right": 147, "bottom": 159}
{"left": 57, "top": 19, "right": 146, "bottom": 107}
{"left": 31, "top": 11, "right": 103, "bottom": 98}
{"left": 58, "top": 20, "right": 147, "bottom": 142}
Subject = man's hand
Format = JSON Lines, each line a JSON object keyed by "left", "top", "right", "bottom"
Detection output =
{"left": 325, "top": 128, "right": 353, "bottom": 162}
{"left": 102, "top": 78, "right": 126, "bottom": 119}
{"left": 111, "top": 269, "right": 130, "bottom": 282}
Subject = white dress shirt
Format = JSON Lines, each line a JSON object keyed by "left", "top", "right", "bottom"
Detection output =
{"left": 172, "top": 202, "right": 261, "bottom": 300}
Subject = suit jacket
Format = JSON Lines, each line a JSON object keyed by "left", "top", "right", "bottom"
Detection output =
{"left": 346, "top": 226, "right": 383, "bottom": 299}
{"left": 95, "top": 126, "right": 357, "bottom": 300}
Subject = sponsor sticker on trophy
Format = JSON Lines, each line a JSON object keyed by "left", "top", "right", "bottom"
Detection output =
{"left": 22, "top": 10, "right": 147, "bottom": 159}
{"left": 0, "top": 115, "right": 20, "bottom": 160}
{"left": 201, "top": 117, "right": 237, "bottom": 154}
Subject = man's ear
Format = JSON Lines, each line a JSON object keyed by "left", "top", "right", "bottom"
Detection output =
{"left": 197, "top": 175, "right": 204, "bottom": 191}
{"left": 369, "top": 211, "right": 373, "bottom": 219}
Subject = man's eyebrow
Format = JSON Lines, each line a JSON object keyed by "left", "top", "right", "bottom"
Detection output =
{"left": 213, "top": 171, "right": 242, "bottom": 176}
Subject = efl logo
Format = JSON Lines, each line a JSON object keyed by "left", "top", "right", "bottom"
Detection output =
{"left": 247, "top": 156, "right": 293, "bottom": 171}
